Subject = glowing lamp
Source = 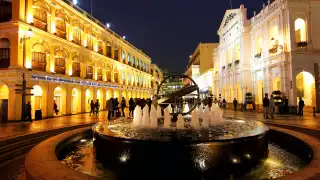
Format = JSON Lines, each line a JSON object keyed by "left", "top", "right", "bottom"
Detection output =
{"left": 26, "top": 61, "right": 32, "bottom": 69}
{"left": 73, "top": 0, "right": 78, "bottom": 5}
{"left": 106, "top": 23, "right": 111, "bottom": 28}
{"left": 68, "top": 69, "right": 72, "bottom": 76}
{"left": 123, "top": 36, "right": 126, "bottom": 40}
{"left": 27, "top": 14, "right": 33, "bottom": 24}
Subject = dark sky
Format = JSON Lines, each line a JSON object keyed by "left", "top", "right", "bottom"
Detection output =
{"left": 78, "top": 0, "right": 264, "bottom": 73}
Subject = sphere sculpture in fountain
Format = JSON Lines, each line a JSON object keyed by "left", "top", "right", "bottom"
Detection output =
{"left": 92, "top": 75, "right": 269, "bottom": 179}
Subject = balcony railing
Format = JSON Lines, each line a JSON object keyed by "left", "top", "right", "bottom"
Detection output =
{"left": 72, "top": 71, "right": 80, "bottom": 77}
{"left": 269, "top": 47, "right": 278, "bottom": 54}
{"left": 55, "top": 66, "right": 65, "bottom": 75}
{"left": 86, "top": 73, "right": 93, "bottom": 79}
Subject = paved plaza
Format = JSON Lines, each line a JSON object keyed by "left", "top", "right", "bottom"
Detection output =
{"left": 0, "top": 109, "right": 319, "bottom": 141}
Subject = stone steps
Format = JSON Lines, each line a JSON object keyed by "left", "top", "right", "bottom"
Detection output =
{"left": 0, "top": 123, "right": 95, "bottom": 169}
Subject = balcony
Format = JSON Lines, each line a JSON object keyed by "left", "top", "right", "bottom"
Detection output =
{"left": 55, "top": 66, "right": 65, "bottom": 75}
{"left": 32, "top": 61, "right": 46, "bottom": 72}
{"left": 72, "top": 71, "right": 80, "bottom": 77}
{"left": 86, "top": 73, "right": 93, "bottom": 79}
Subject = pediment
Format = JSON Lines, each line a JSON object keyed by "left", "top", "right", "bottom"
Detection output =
{"left": 218, "top": 9, "right": 240, "bottom": 33}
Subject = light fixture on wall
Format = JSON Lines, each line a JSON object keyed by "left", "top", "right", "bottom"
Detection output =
{"left": 271, "top": 38, "right": 276, "bottom": 46}
{"left": 73, "top": 0, "right": 78, "bottom": 5}
{"left": 21, "top": 28, "right": 33, "bottom": 43}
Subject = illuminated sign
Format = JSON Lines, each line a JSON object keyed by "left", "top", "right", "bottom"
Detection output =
{"left": 32, "top": 75, "right": 119, "bottom": 88}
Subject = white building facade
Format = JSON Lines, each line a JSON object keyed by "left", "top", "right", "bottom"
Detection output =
{"left": 216, "top": 0, "right": 320, "bottom": 111}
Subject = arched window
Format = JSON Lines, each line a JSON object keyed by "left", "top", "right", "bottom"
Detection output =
{"left": 55, "top": 11, "right": 67, "bottom": 39}
{"left": 114, "top": 46, "right": 119, "bottom": 61}
{"left": 122, "top": 51, "right": 126, "bottom": 63}
{"left": 128, "top": 53, "right": 131, "bottom": 65}
{"left": 54, "top": 50, "right": 67, "bottom": 75}
{"left": 33, "top": 1, "right": 50, "bottom": 31}
{"left": 86, "top": 65, "right": 93, "bottom": 79}
{"left": 0, "top": 38, "right": 10, "bottom": 68}
{"left": 132, "top": 56, "right": 135, "bottom": 67}
{"left": 295, "top": 18, "right": 307, "bottom": 43}
{"left": 97, "top": 40, "right": 103, "bottom": 54}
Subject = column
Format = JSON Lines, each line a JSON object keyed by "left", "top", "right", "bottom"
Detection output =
{"left": 67, "top": 52, "right": 72, "bottom": 76}
{"left": 9, "top": 33, "right": 22, "bottom": 68}
{"left": 81, "top": 86, "right": 86, "bottom": 113}
{"left": 50, "top": 6, "right": 56, "bottom": 34}
{"left": 93, "top": 87, "right": 97, "bottom": 101}
{"left": 7, "top": 83, "right": 19, "bottom": 121}
{"left": 47, "top": 83, "right": 55, "bottom": 118}
{"left": 280, "top": 63, "right": 286, "bottom": 94}
{"left": 49, "top": 46, "right": 55, "bottom": 72}
{"left": 66, "top": 85, "right": 72, "bottom": 115}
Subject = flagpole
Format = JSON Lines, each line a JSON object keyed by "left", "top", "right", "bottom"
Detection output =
{"left": 230, "top": 0, "right": 233, "bottom": 9}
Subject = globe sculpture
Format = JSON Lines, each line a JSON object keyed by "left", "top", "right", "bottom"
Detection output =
{"left": 156, "top": 75, "right": 200, "bottom": 117}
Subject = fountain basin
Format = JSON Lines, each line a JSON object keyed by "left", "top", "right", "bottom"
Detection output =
{"left": 92, "top": 119, "right": 269, "bottom": 179}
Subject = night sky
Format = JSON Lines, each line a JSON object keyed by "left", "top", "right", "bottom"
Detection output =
{"left": 79, "top": 0, "right": 264, "bottom": 73}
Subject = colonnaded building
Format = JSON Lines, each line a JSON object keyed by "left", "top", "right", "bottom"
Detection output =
{"left": 0, "top": 0, "right": 161, "bottom": 122}
{"left": 214, "top": 0, "right": 320, "bottom": 111}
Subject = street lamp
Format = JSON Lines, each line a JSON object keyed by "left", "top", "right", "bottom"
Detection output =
{"left": 73, "top": 0, "right": 78, "bottom": 5}
{"left": 106, "top": 23, "right": 111, "bottom": 28}
{"left": 271, "top": 37, "right": 277, "bottom": 46}
{"left": 123, "top": 36, "right": 126, "bottom": 40}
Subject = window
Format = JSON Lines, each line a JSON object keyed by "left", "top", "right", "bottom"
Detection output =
{"left": 86, "top": 66, "right": 93, "bottom": 79}
{"left": 128, "top": 74, "right": 131, "bottom": 85}
{"left": 114, "top": 71, "right": 119, "bottom": 83}
{"left": 106, "top": 45, "right": 112, "bottom": 58}
{"left": 295, "top": 18, "right": 307, "bottom": 44}
{"left": 33, "top": 5, "right": 48, "bottom": 31}
{"left": 97, "top": 69, "right": 102, "bottom": 81}
{"left": 128, "top": 53, "right": 131, "bottom": 65}
{"left": 72, "top": 62, "right": 80, "bottom": 77}
{"left": 132, "top": 56, "right": 135, "bottom": 67}
{"left": 73, "top": 27, "right": 82, "bottom": 45}
{"left": 32, "top": 52, "right": 46, "bottom": 71}
{"left": 86, "top": 34, "right": 94, "bottom": 50}
{"left": 122, "top": 52, "right": 126, "bottom": 63}
{"left": 0, "top": 39, "right": 10, "bottom": 68}
{"left": 0, "top": 0, "right": 11, "bottom": 22}
{"left": 114, "top": 48, "right": 119, "bottom": 61}
{"left": 97, "top": 41, "right": 103, "bottom": 54}
{"left": 55, "top": 58, "right": 66, "bottom": 74}
{"left": 106, "top": 70, "right": 112, "bottom": 82}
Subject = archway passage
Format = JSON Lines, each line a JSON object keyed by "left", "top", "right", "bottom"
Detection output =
{"left": 296, "top": 71, "right": 316, "bottom": 107}
{"left": 0, "top": 84, "right": 9, "bottom": 122}
{"left": 31, "top": 85, "right": 43, "bottom": 118}
{"left": 85, "top": 89, "right": 93, "bottom": 112}
{"left": 53, "top": 87, "right": 66, "bottom": 116}
{"left": 0, "top": 38, "right": 10, "bottom": 68}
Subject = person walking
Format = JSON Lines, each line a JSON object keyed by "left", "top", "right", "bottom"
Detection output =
{"left": 222, "top": 99, "right": 227, "bottom": 109}
{"left": 90, "top": 100, "right": 95, "bottom": 115}
{"left": 107, "top": 99, "right": 113, "bottom": 120}
{"left": 263, "top": 94, "right": 270, "bottom": 119}
{"left": 121, "top": 97, "right": 126, "bottom": 117}
{"left": 53, "top": 100, "right": 59, "bottom": 115}
{"left": 298, "top": 97, "right": 305, "bottom": 116}
{"left": 129, "top": 98, "right": 135, "bottom": 117}
{"left": 269, "top": 95, "right": 275, "bottom": 119}
{"left": 24, "top": 101, "right": 32, "bottom": 122}
{"left": 233, "top": 98, "right": 238, "bottom": 111}
{"left": 95, "top": 99, "right": 100, "bottom": 115}
{"left": 114, "top": 98, "right": 119, "bottom": 117}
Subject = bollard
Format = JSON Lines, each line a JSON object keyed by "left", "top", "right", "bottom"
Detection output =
{"left": 313, "top": 107, "right": 316, "bottom": 117}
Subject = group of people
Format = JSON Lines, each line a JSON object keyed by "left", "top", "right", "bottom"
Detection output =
{"left": 89, "top": 99, "right": 100, "bottom": 115}
{"left": 106, "top": 97, "right": 155, "bottom": 120}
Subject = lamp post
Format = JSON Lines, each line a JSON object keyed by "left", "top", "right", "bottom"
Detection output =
{"left": 19, "top": 28, "right": 33, "bottom": 121}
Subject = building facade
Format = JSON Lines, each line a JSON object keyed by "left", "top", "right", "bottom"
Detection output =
{"left": 216, "top": 1, "right": 320, "bottom": 111}
{"left": 185, "top": 43, "right": 218, "bottom": 98}
{"left": 0, "top": 0, "right": 153, "bottom": 121}
{"left": 150, "top": 64, "right": 163, "bottom": 95}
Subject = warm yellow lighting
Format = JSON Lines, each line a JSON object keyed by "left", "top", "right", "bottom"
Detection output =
{"left": 295, "top": 18, "right": 307, "bottom": 42}
{"left": 97, "top": 90, "right": 101, "bottom": 99}
{"left": 86, "top": 89, "right": 91, "bottom": 97}
{"left": 271, "top": 38, "right": 276, "bottom": 46}
{"left": 68, "top": 69, "right": 72, "bottom": 76}
{"left": 27, "top": 14, "right": 33, "bottom": 24}
{"left": 50, "top": 66, "right": 55, "bottom": 73}
{"left": 27, "top": 28, "right": 33, "bottom": 38}
{"left": 52, "top": 23, "right": 56, "bottom": 34}
{"left": 26, "top": 60, "right": 32, "bottom": 69}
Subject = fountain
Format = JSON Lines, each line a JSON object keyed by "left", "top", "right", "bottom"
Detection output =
{"left": 92, "top": 75, "right": 270, "bottom": 179}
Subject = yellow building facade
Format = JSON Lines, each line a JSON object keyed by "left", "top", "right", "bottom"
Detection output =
{"left": 0, "top": 0, "right": 153, "bottom": 121}
{"left": 150, "top": 64, "right": 163, "bottom": 95}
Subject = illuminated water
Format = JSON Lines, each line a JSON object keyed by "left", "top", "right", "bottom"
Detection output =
{"left": 61, "top": 140, "right": 304, "bottom": 180}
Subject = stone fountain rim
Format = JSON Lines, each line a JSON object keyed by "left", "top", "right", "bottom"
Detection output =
{"left": 92, "top": 120, "right": 269, "bottom": 143}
